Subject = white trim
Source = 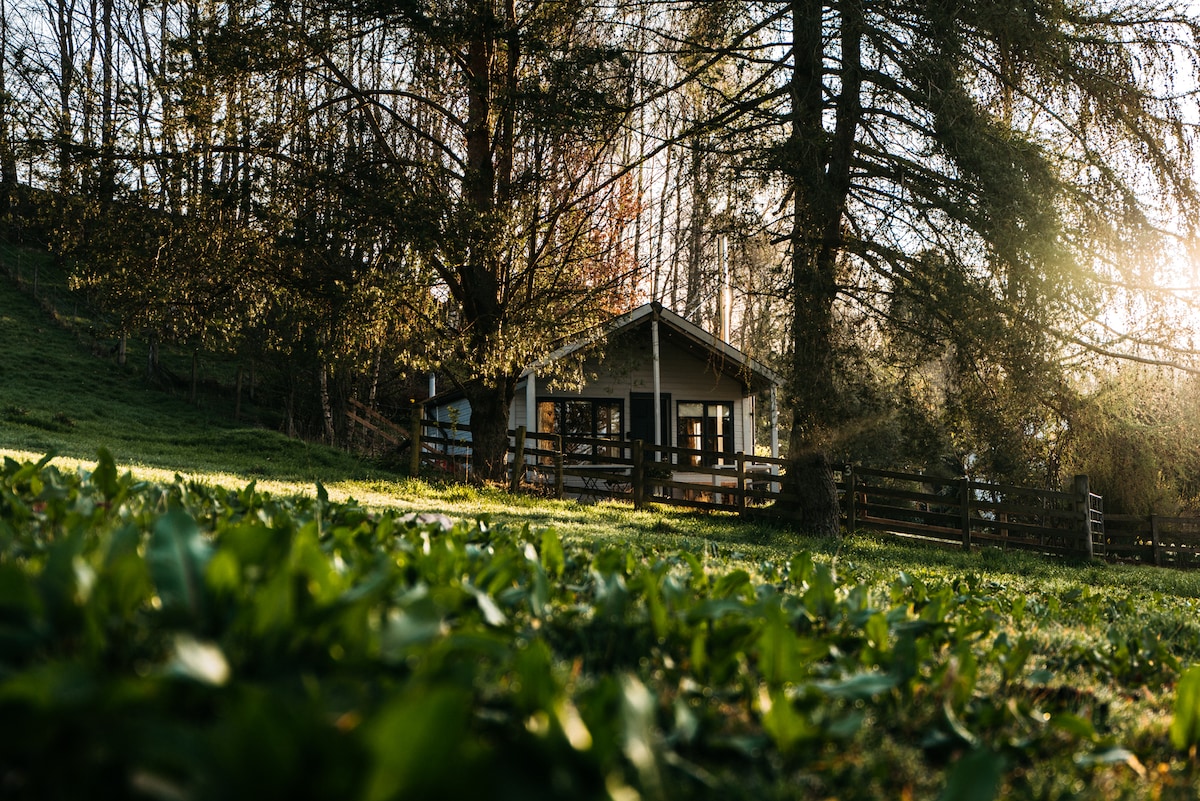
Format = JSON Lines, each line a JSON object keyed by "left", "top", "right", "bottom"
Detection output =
{"left": 770, "top": 386, "right": 779, "bottom": 463}
{"left": 525, "top": 370, "right": 536, "bottom": 432}
{"left": 652, "top": 315, "right": 662, "bottom": 450}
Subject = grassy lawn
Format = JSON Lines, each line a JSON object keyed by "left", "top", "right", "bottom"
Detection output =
{"left": 0, "top": 253, "right": 373, "bottom": 482}
{"left": 6, "top": 262, "right": 1200, "bottom": 798}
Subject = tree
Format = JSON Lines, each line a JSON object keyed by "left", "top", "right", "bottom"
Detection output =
{"left": 672, "top": 0, "right": 1200, "bottom": 533}
{"left": 205, "top": 0, "right": 640, "bottom": 478}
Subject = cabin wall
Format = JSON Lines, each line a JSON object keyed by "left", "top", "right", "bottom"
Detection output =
{"left": 513, "top": 338, "right": 755, "bottom": 454}
{"left": 425, "top": 398, "right": 473, "bottom": 458}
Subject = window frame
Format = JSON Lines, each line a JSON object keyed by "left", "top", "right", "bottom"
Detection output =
{"left": 536, "top": 397, "right": 625, "bottom": 460}
{"left": 676, "top": 400, "right": 735, "bottom": 467}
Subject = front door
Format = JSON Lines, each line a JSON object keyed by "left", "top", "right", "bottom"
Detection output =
{"left": 629, "top": 392, "right": 670, "bottom": 456}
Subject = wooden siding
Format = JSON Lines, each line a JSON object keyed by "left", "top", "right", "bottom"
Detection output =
{"left": 511, "top": 336, "right": 754, "bottom": 453}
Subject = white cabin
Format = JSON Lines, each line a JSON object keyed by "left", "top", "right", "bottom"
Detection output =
{"left": 428, "top": 302, "right": 781, "bottom": 465}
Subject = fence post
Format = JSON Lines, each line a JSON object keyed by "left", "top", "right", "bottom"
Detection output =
{"left": 1074, "top": 474, "right": 1095, "bottom": 560}
{"left": 510, "top": 426, "right": 526, "bottom": 493}
{"left": 1151, "top": 514, "right": 1163, "bottom": 567}
{"left": 844, "top": 464, "right": 856, "bottom": 530}
{"left": 959, "top": 478, "right": 972, "bottom": 551}
{"left": 633, "top": 439, "right": 645, "bottom": 510}
{"left": 736, "top": 452, "right": 746, "bottom": 515}
{"left": 409, "top": 403, "right": 423, "bottom": 477}
{"left": 553, "top": 434, "right": 564, "bottom": 500}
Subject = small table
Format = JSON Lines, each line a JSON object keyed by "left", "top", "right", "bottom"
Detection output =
{"left": 568, "top": 464, "right": 633, "bottom": 501}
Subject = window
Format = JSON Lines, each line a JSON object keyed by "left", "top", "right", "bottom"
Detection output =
{"left": 677, "top": 402, "right": 733, "bottom": 466}
{"left": 537, "top": 399, "right": 623, "bottom": 459}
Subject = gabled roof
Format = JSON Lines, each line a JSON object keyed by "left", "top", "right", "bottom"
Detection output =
{"left": 526, "top": 301, "right": 781, "bottom": 393}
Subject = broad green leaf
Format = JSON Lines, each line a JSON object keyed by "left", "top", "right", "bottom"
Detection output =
{"left": 864, "top": 611, "right": 889, "bottom": 652}
{"left": 757, "top": 602, "right": 826, "bottom": 686}
{"left": 464, "top": 582, "right": 508, "bottom": 627}
{"left": 91, "top": 448, "right": 119, "bottom": 501}
{"left": 686, "top": 598, "right": 752, "bottom": 624}
{"left": 205, "top": 549, "right": 242, "bottom": 596}
{"left": 802, "top": 563, "right": 837, "bottom": 618}
{"left": 680, "top": 551, "right": 707, "bottom": 590}
{"left": 96, "top": 550, "right": 152, "bottom": 619}
{"left": 998, "top": 634, "right": 1034, "bottom": 683}
{"left": 528, "top": 561, "right": 550, "bottom": 619}
{"left": 891, "top": 631, "right": 920, "bottom": 688}
{"left": 817, "top": 672, "right": 899, "bottom": 701}
{"left": 690, "top": 627, "right": 708, "bottom": 676}
{"left": 938, "top": 748, "right": 1004, "bottom": 801}
{"left": 643, "top": 568, "right": 668, "bottom": 640}
{"left": 1049, "top": 712, "right": 1097, "bottom": 741}
{"left": 789, "top": 552, "right": 814, "bottom": 587}
{"left": 102, "top": 523, "right": 142, "bottom": 567}
{"left": 712, "top": 569, "right": 751, "bottom": 599}
{"left": 364, "top": 687, "right": 473, "bottom": 801}
{"left": 1171, "top": 665, "right": 1200, "bottom": 751}
{"left": 252, "top": 571, "right": 295, "bottom": 634}
{"left": 37, "top": 530, "right": 86, "bottom": 626}
{"left": 147, "top": 510, "right": 212, "bottom": 623}
{"left": 758, "top": 686, "right": 816, "bottom": 754}
{"left": 540, "top": 528, "right": 565, "bottom": 580}
{"left": 168, "top": 634, "right": 230, "bottom": 685}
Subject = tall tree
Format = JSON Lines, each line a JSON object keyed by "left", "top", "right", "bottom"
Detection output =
{"left": 206, "top": 0, "right": 638, "bottom": 477}
{"left": 674, "top": 0, "right": 1200, "bottom": 533}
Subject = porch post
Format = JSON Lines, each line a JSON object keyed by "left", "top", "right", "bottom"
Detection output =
{"left": 769, "top": 385, "right": 780, "bottom": 491}
{"left": 652, "top": 313, "right": 662, "bottom": 458}
{"left": 770, "top": 385, "right": 779, "bottom": 461}
{"left": 525, "top": 370, "right": 536, "bottom": 433}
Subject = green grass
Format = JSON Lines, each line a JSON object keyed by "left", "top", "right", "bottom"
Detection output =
{"left": 5, "top": 249, "right": 1200, "bottom": 618}
{"left": 0, "top": 257, "right": 374, "bottom": 482}
{"left": 8, "top": 256, "right": 1200, "bottom": 797}
{"left": 6, "top": 453, "right": 1200, "bottom": 799}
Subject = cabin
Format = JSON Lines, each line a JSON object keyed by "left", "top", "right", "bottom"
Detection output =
{"left": 426, "top": 302, "right": 782, "bottom": 472}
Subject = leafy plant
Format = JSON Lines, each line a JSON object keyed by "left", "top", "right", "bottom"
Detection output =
{"left": 2, "top": 452, "right": 1200, "bottom": 799}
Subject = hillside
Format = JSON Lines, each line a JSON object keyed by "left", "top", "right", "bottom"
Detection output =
{"left": 0, "top": 254, "right": 372, "bottom": 482}
{"left": 9, "top": 249, "right": 1200, "bottom": 798}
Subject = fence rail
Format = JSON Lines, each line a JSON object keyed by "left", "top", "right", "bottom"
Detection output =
{"left": 405, "top": 418, "right": 1099, "bottom": 557}
{"left": 1103, "top": 514, "right": 1200, "bottom": 569}
{"left": 345, "top": 404, "right": 1200, "bottom": 568}
{"left": 844, "top": 465, "right": 1093, "bottom": 556}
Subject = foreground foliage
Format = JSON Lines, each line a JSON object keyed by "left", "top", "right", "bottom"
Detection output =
{"left": 3, "top": 452, "right": 1200, "bottom": 799}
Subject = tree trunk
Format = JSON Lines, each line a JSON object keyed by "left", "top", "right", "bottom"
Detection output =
{"left": 285, "top": 383, "right": 296, "bottom": 438}
{"left": 0, "top": 0, "right": 17, "bottom": 224}
{"left": 147, "top": 332, "right": 159, "bottom": 378}
{"left": 455, "top": 0, "right": 511, "bottom": 483}
{"left": 319, "top": 362, "right": 337, "bottom": 445}
{"left": 780, "top": 0, "right": 863, "bottom": 536}
{"left": 462, "top": 381, "right": 514, "bottom": 484}
{"left": 95, "top": 0, "right": 116, "bottom": 202}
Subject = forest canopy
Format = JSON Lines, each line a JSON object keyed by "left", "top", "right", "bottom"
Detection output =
{"left": 2, "top": 0, "right": 1199, "bottom": 523}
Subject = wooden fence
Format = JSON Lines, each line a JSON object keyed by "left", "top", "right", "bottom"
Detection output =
{"left": 843, "top": 465, "right": 1101, "bottom": 558}
{"left": 1102, "top": 515, "right": 1200, "bottom": 569}
{"left": 340, "top": 404, "right": 1200, "bottom": 567}
{"left": 419, "top": 419, "right": 793, "bottom": 514}
{"left": 412, "top": 416, "right": 1107, "bottom": 559}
